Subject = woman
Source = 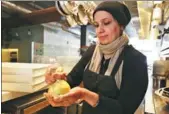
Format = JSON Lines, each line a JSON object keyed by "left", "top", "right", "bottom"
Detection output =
{"left": 44, "top": 1, "right": 148, "bottom": 114}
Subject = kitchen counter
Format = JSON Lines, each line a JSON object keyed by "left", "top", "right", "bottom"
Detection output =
{"left": 2, "top": 89, "right": 50, "bottom": 114}
{"left": 153, "top": 93, "right": 169, "bottom": 114}
{"left": 2, "top": 91, "right": 29, "bottom": 102}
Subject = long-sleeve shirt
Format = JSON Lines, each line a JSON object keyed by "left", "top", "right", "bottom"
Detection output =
{"left": 67, "top": 45, "right": 148, "bottom": 114}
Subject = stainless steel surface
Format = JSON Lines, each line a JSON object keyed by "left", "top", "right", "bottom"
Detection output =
{"left": 153, "top": 60, "right": 169, "bottom": 90}
{"left": 154, "top": 87, "right": 169, "bottom": 114}
{"left": 155, "top": 87, "right": 169, "bottom": 104}
{"left": 153, "top": 77, "right": 167, "bottom": 90}
{"left": 153, "top": 60, "right": 169, "bottom": 76}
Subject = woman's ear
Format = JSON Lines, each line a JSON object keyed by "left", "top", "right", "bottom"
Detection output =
{"left": 120, "top": 26, "right": 124, "bottom": 31}
{"left": 120, "top": 26, "right": 124, "bottom": 36}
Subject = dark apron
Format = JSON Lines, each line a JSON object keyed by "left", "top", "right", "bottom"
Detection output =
{"left": 81, "top": 47, "right": 126, "bottom": 114}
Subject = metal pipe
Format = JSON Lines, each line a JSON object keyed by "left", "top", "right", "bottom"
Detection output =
{"left": 2, "top": 1, "right": 32, "bottom": 14}
{"left": 29, "top": 2, "right": 44, "bottom": 10}
{"left": 1, "top": 1, "right": 80, "bottom": 36}
{"left": 2, "top": 1, "right": 61, "bottom": 28}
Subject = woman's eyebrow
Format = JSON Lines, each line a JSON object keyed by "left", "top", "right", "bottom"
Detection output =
{"left": 94, "top": 18, "right": 111, "bottom": 23}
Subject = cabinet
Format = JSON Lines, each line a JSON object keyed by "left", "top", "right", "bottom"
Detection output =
{"left": 2, "top": 89, "right": 50, "bottom": 114}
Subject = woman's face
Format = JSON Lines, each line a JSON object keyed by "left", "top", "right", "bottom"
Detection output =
{"left": 94, "top": 11, "right": 123, "bottom": 45}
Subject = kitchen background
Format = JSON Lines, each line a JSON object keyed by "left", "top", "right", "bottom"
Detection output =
{"left": 1, "top": 1, "right": 169, "bottom": 114}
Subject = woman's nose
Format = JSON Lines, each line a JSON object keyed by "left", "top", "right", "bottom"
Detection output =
{"left": 97, "top": 25, "right": 104, "bottom": 33}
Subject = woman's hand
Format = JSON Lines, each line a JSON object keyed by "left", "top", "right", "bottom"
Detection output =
{"left": 44, "top": 87, "right": 99, "bottom": 107}
{"left": 45, "top": 64, "right": 67, "bottom": 84}
{"left": 44, "top": 87, "right": 86, "bottom": 107}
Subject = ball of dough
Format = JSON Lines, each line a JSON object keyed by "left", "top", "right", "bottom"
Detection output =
{"left": 48, "top": 80, "right": 70, "bottom": 97}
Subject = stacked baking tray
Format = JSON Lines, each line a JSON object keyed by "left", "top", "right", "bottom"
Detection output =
{"left": 2, "top": 62, "right": 50, "bottom": 93}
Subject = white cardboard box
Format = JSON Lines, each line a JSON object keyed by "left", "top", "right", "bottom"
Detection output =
{"left": 2, "top": 62, "right": 50, "bottom": 92}
{"left": 2, "top": 81, "right": 48, "bottom": 93}
{"left": 2, "top": 62, "right": 50, "bottom": 75}
{"left": 2, "top": 74, "right": 45, "bottom": 84}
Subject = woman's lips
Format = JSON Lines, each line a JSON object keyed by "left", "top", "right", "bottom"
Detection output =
{"left": 99, "top": 35, "right": 108, "bottom": 39}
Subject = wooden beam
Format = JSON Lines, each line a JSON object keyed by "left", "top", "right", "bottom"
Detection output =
{"left": 2, "top": 7, "right": 62, "bottom": 28}
{"left": 23, "top": 7, "right": 61, "bottom": 24}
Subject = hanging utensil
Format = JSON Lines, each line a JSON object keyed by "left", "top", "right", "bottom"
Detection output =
{"left": 73, "top": 14, "right": 83, "bottom": 26}
{"left": 66, "top": 15, "right": 78, "bottom": 27}
{"left": 86, "top": 9, "right": 95, "bottom": 25}
{"left": 55, "top": 1, "right": 68, "bottom": 16}
{"left": 64, "top": 1, "right": 79, "bottom": 16}
{"left": 85, "top": 1, "right": 96, "bottom": 24}
{"left": 77, "top": 5, "right": 88, "bottom": 25}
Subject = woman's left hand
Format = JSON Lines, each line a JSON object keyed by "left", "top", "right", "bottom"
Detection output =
{"left": 44, "top": 87, "right": 86, "bottom": 107}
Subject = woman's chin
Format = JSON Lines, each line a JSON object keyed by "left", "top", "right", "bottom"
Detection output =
{"left": 100, "top": 41, "right": 109, "bottom": 45}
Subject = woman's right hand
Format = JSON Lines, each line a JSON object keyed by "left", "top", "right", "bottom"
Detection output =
{"left": 45, "top": 64, "right": 67, "bottom": 85}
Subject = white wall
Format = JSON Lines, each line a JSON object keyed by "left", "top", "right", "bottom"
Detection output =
{"left": 8, "top": 25, "right": 44, "bottom": 63}
{"left": 5, "top": 24, "right": 82, "bottom": 63}
{"left": 43, "top": 26, "right": 80, "bottom": 56}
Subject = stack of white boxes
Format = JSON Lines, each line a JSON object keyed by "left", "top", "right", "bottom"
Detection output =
{"left": 2, "top": 62, "right": 50, "bottom": 93}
